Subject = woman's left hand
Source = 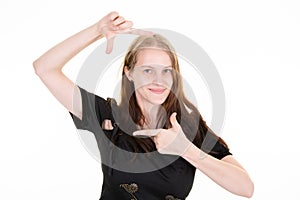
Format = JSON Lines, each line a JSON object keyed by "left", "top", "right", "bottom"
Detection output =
{"left": 133, "top": 112, "right": 192, "bottom": 156}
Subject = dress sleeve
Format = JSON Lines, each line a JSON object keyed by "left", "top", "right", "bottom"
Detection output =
{"left": 208, "top": 140, "right": 232, "bottom": 160}
{"left": 202, "top": 128, "right": 232, "bottom": 160}
{"left": 69, "top": 85, "right": 110, "bottom": 134}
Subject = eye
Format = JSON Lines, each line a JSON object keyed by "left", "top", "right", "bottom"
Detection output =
{"left": 163, "top": 68, "right": 173, "bottom": 73}
{"left": 143, "top": 69, "right": 152, "bottom": 74}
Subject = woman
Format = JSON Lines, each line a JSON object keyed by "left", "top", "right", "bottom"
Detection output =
{"left": 33, "top": 11, "right": 254, "bottom": 199}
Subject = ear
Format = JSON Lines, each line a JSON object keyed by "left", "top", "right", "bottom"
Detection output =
{"left": 124, "top": 66, "right": 133, "bottom": 82}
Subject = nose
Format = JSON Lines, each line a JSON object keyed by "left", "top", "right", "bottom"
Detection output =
{"left": 152, "top": 71, "right": 164, "bottom": 85}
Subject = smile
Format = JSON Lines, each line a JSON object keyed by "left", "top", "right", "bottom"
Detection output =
{"left": 148, "top": 88, "right": 166, "bottom": 94}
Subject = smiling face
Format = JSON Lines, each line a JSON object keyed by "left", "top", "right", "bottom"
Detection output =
{"left": 125, "top": 48, "right": 173, "bottom": 111}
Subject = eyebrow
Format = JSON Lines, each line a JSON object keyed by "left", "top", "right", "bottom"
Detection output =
{"left": 139, "top": 65, "right": 172, "bottom": 69}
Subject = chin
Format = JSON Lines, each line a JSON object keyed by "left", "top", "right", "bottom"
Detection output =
{"left": 137, "top": 89, "right": 170, "bottom": 106}
{"left": 148, "top": 96, "right": 168, "bottom": 105}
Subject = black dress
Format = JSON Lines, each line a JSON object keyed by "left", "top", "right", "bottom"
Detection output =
{"left": 69, "top": 86, "right": 232, "bottom": 200}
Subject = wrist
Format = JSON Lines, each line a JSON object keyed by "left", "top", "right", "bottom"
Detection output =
{"left": 93, "top": 19, "right": 109, "bottom": 37}
{"left": 89, "top": 22, "right": 105, "bottom": 40}
{"left": 182, "top": 143, "right": 208, "bottom": 161}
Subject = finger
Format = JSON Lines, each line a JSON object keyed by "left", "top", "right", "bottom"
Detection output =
{"left": 105, "top": 36, "right": 115, "bottom": 54}
{"left": 128, "top": 28, "right": 154, "bottom": 36}
{"left": 117, "top": 20, "right": 133, "bottom": 31}
{"left": 107, "top": 11, "right": 119, "bottom": 21}
{"left": 170, "top": 112, "right": 180, "bottom": 130}
{"left": 113, "top": 16, "right": 125, "bottom": 26}
{"left": 133, "top": 129, "right": 162, "bottom": 137}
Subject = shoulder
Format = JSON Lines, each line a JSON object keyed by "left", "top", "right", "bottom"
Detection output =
{"left": 77, "top": 85, "right": 118, "bottom": 121}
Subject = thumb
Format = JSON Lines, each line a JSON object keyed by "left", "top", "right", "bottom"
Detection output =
{"left": 170, "top": 112, "right": 180, "bottom": 130}
{"left": 105, "top": 37, "right": 115, "bottom": 54}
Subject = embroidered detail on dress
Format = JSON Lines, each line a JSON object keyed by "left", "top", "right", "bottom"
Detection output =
{"left": 165, "top": 194, "right": 181, "bottom": 200}
{"left": 120, "top": 183, "right": 139, "bottom": 200}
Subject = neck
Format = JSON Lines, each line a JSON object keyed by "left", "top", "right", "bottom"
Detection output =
{"left": 135, "top": 94, "right": 166, "bottom": 129}
{"left": 142, "top": 104, "right": 160, "bottom": 129}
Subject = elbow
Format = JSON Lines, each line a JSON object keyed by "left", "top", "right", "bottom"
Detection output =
{"left": 33, "top": 58, "right": 61, "bottom": 77}
{"left": 242, "top": 180, "right": 254, "bottom": 198}
{"left": 33, "top": 59, "right": 42, "bottom": 76}
{"left": 231, "top": 177, "right": 254, "bottom": 198}
{"left": 33, "top": 58, "right": 49, "bottom": 77}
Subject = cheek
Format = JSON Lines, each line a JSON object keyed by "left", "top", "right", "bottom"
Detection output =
{"left": 133, "top": 78, "right": 150, "bottom": 90}
{"left": 132, "top": 74, "right": 152, "bottom": 89}
{"left": 163, "top": 75, "right": 173, "bottom": 89}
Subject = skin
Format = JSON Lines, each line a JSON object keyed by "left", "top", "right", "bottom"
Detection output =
{"left": 125, "top": 48, "right": 173, "bottom": 127}
{"left": 33, "top": 11, "right": 254, "bottom": 198}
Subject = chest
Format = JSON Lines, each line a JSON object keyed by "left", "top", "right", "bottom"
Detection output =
{"left": 98, "top": 127, "right": 196, "bottom": 199}
{"left": 101, "top": 157, "right": 195, "bottom": 200}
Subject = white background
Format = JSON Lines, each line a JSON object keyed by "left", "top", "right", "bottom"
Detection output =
{"left": 1, "top": 0, "right": 299, "bottom": 199}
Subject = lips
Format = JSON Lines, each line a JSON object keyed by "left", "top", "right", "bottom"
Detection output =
{"left": 148, "top": 88, "right": 166, "bottom": 94}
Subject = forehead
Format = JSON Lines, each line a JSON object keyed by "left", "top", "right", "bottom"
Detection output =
{"left": 135, "top": 48, "right": 172, "bottom": 67}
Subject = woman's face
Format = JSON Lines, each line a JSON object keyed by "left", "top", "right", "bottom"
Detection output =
{"left": 125, "top": 48, "right": 173, "bottom": 110}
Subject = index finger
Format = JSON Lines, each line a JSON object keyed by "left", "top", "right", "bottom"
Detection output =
{"left": 107, "top": 11, "right": 119, "bottom": 21}
{"left": 105, "top": 36, "right": 115, "bottom": 54}
{"left": 133, "top": 129, "right": 162, "bottom": 137}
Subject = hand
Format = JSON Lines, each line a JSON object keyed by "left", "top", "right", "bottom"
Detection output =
{"left": 133, "top": 113, "right": 192, "bottom": 156}
{"left": 97, "top": 11, "right": 153, "bottom": 54}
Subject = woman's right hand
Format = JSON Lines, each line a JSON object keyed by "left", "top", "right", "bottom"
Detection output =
{"left": 33, "top": 11, "right": 152, "bottom": 121}
{"left": 96, "top": 11, "right": 152, "bottom": 54}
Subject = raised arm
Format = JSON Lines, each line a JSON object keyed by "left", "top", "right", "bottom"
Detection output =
{"left": 33, "top": 11, "right": 134, "bottom": 120}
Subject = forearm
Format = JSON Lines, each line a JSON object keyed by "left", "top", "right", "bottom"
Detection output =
{"left": 182, "top": 143, "right": 254, "bottom": 198}
{"left": 33, "top": 23, "right": 103, "bottom": 75}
